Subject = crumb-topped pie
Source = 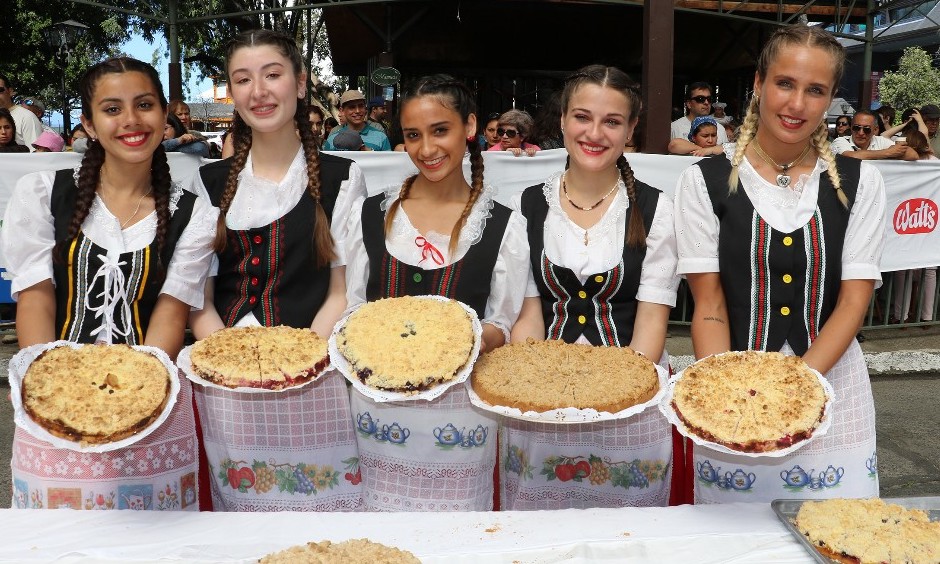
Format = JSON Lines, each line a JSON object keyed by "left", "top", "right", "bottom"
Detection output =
{"left": 190, "top": 326, "right": 330, "bottom": 390}
{"left": 336, "top": 296, "right": 475, "bottom": 392}
{"left": 22, "top": 345, "right": 171, "bottom": 446}
{"left": 259, "top": 538, "right": 421, "bottom": 563}
{"left": 671, "top": 351, "right": 827, "bottom": 453}
{"left": 795, "top": 498, "right": 940, "bottom": 563}
{"left": 471, "top": 339, "right": 659, "bottom": 413}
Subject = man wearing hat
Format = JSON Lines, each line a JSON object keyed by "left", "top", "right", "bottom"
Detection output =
{"left": 367, "top": 95, "right": 389, "bottom": 134}
{"left": 920, "top": 104, "right": 940, "bottom": 156}
{"left": 324, "top": 89, "right": 391, "bottom": 151}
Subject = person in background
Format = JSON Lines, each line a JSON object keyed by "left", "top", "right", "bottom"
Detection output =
{"left": 323, "top": 116, "right": 338, "bottom": 139}
{"left": 668, "top": 81, "right": 728, "bottom": 153}
{"left": 832, "top": 116, "right": 851, "bottom": 140}
{"left": 308, "top": 105, "right": 325, "bottom": 141}
{"left": 722, "top": 118, "right": 739, "bottom": 143}
{"left": 685, "top": 116, "right": 723, "bottom": 156}
{"left": 918, "top": 104, "right": 940, "bottom": 156}
{"left": 2, "top": 56, "right": 217, "bottom": 511}
{"left": 367, "top": 96, "right": 388, "bottom": 133}
{"left": 162, "top": 113, "right": 209, "bottom": 156}
{"left": 31, "top": 130, "right": 64, "bottom": 152}
{"left": 324, "top": 90, "right": 391, "bottom": 151}
{"left": 69, "top": 124, "right": 89, "bottom": 152}
{"left": 881, "top": 108, "right": 928, "bottom": 142}
{"left": 831, "top": 110, "right": 918, "bottom": 160}
{"left": 0, "top": 108, "right": 29, "bottom": 153}
{"left": 481, "top": 111, "right": 501, "bottom": 150}
{"left": 0, "top": 73, "right": 44, "bottom": 150}
{"left": 332, "top": 129, "right": 370, "bottom": 151}
{"left": 487, "top": 109, "right": 540, "bottom": 156}
{"left": 531, "top": 92, "right": 564, "bottom": 149}
{"left": 712, "top": 101, "right": 729, "bottom": 124}
{"left": 876, "top": 104, "right": 896, "bottom": 133}
{"left": 675, "top": 24, "right": 884, "bottom": 504}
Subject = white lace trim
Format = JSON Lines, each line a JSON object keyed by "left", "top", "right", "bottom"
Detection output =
{"left": 379, "top": 182, "right": 497, "bottom": 249}
{"left": 71, "top": 165, "right": 185, "bottom": 216}
{"left": 540, "top": 170, "right": 629, "bottom": 238}
{"left": 725, "top": 145, "right": 827, "bottom": 210}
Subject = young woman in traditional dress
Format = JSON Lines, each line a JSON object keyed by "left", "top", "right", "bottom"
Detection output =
{"left": 189, "top": 29, "right": 366, "bottom": 511}
{"left": 674, "top": 25, "right": 884, "bottom": 503}
{"left": 3, "top": 57, "right": 218, "bottom": 510}
{"left": 344, "top": 75, "right": 530, "bottom": 511}
{"left": 506, "top": 65, "right": 681, "bottom": 509}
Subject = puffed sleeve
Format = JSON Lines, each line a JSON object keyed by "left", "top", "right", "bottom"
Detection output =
{"left": 330, "top": 162, "right": 368, "bottom": 267}
{"left": 1, "top": 171, "right": 56, "bottom": 299}
{"left": 508, "top": 192, "right": 540, "bottom": 298}
{"left": 159, "top": 193, "right": 221, "bottom": 309}
{"left": 842, "top": 162, "right": 886, "bottom": 286}
{"left": 483, "top": 210, "right": 531, "bottom": 341}
{"left": 637, "top": 195, "right": 680, "bottom": 306}
{"left": 343, "top": 196, "right": 369, "bottom": 311}
{"left": 674, "top": 164, "right": 721, "bottom": 275}
{"left": 186, "top": 168, "right": 220, "bottom": 278}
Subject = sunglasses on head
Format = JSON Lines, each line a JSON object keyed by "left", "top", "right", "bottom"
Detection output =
{"left": 690, "top": 95, "right": 713, "bottom": 104}
{"left": 497, "top": 128, "right": 519, "bottom": 138}
{"left": 851, "top": 125, "right": 873, "bottom": 134}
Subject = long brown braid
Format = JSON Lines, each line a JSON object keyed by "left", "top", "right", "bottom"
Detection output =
{"left": 54, "top": 57, "right": 173, "bottom": 271}
{"left": 384, "top": 75, "right": 485, "bottom": 256}
{"left": 562, "top": 65, "right": 647, "bottom": 249}
{"left": 214, "top": 29, "right": 334, "bottom": 267}
{"left": 728, "top": 24, "right": 847, "bottom": 209}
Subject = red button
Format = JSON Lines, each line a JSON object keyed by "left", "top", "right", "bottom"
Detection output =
{"left": 253, "top": 235, "right": 263, "bottom": 244}
{"left": 248, "top": 296, "right": 257, "bottom": 305}
{"left": 251, "top": 277, "right": 259, "bottom": 286}
{"left": 250, "top": 257, "right": 260, "bottom": 266}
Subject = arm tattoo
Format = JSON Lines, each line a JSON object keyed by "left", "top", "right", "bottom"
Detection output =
{"left": 703, "top": 316, "right": 725, "bottom": 324}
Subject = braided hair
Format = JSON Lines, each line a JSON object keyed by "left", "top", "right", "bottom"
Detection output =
{"left": 214, "top": 29, "right": 334, "bottom": 267}
{"left": 729, "top": 25, "right": 847, "bottom": 207}
{"left": 54, "top": 57, "right": 173, "bottom": 271}
{"left": 385, "top": 74, "right": 484, "bottom": 256}
{"left": 561, "top": 65, "right": 647, "bottom": 249}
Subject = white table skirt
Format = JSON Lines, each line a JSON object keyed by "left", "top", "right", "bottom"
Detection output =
{"left": 0, "top": 503, "right": 813, "bottom": 563}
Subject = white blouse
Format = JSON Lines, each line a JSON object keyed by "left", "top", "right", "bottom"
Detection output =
{"left": 674, "top": 146, "right": 886, "bottom": 285}
{"left": 345, "top": 184, "right": 531, "bottom": 340}
{"left": 511, "top": 172, "right": 680, "bottom": 307}
{"left": 1, "top": 168, "right": 219, "bottom": 338}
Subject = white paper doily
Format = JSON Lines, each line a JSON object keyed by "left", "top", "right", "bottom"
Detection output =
{"left": 329, "top": 295, "right": 483, "bottom": 403}
{"left": 177, "top": 345, "right": 331, "bottom": 394}
{"left": 658, "top": 351, "right": 835, "bottom": 458}
{"left": 466, "top": 363, "right": 669, "bottom": 424}
{"left": 9, "top": 341, "right": 181, "bottom": 453}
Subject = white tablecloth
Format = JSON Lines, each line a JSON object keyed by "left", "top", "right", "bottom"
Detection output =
{"left": 0, "top": 503, "right": 813, "bottom": 562}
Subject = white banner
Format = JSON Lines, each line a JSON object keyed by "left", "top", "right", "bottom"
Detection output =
{"left": 0, "top": 150, "right": 934, "bottom": 272}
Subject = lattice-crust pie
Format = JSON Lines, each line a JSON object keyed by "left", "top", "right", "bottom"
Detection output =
{"left": 336, "top": 296, "right": 475, "bottom": 392}
{"left": 795, "top": 498, "right": 940, "bottom": 563}
{"left": 260, "top": 538, "right": 420, "bottom": 563}
{"left": 671, "top": 351, "right": 827, "bottom": 453}
{"left": 22, "top": 345, "right": 171, "bottom": 446}
{"left": 190, "top": 326, "right": 330, "bottom": 390}
{"left": 471, "top": 340, "right": 659, "bottom": 413}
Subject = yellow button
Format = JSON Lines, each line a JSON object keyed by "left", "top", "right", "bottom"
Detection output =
{"left": 781, "top": 306, "right": 791, "bottom": 316}
{"left": 578, "top": 290, "right": 588, "bottom": 299}
{"left": 594, "top": 275, "right": 604, "bottom": 283}
{"left": 578, "top": 315, "right": 587, "bottom": 324}
{"left": 783, "top": 274, "right": 792, "bottom": 284}
{"left": 782, "top": 236, "right": 793, "bottom": 246}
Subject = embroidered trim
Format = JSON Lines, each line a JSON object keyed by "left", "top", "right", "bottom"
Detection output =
{"left": 593, "top": 261, "right": 624, "bottom": 346}
{"left": 804, "top": 211, "right": 826, "bottom": 346}
{"left": 541, "top": 251, "right": 571, "bottom": 340}
{"left": 748, "top": 213, "right": 772, "bottom": 351}
{"left": 379, "top": 183, "right": 498, "bottom": 249}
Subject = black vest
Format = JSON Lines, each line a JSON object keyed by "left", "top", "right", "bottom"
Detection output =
{"left": 360, "top": 193, "right": 511, "bottom": 319}
{"left": 50, "top": 168, "right": 196, "bottom": 344}
{"left": 697, "top": 154, "right": 860, "bottom": 355}
{"left": 199, "top": 153, "right": 351, "bottom": 328}
{"left": 520, "top": 180, "right": 660, "bottom": 346}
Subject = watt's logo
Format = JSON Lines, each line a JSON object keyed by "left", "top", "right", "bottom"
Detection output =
{"left": 894, "top": 198, "right": 938, "bottom": 235}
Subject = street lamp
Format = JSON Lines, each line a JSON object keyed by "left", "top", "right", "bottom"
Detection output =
{"left": 42, "top": 20, "right": 88, "bottom": 141}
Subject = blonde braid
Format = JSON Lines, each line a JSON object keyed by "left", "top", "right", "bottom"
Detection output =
{"left": 810, "top": 121, "right": 848, "bottom": 208}
{"left": 384, "top": 175, "right": 417, "bottom": 239}
{"left": 728, "top": 95, "right": 761, "bottom": 193}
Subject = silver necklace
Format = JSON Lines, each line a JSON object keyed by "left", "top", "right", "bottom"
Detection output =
{"left": 751, "top": 140, "right": 812, "bottom": 188}
{"left": 118, "top": 187, "right": 153, "bottom": 229}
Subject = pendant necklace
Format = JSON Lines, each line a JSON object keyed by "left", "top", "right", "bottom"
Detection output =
{"left": 751, "top": 140, "right": 812, "bottom": 188}
{"left": 118, "top": 188, "right": 153, "bottom": 229}
{"left": 562, "top": 172, "right": 619, "bottom": 246}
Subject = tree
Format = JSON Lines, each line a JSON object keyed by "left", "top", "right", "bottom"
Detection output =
{"left": 878, "top": 47, "right": 940, "bottom": 114}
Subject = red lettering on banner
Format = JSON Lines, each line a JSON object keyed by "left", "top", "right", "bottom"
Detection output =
{"left": 894, "top": 199, "right": 938, "bottom": 234}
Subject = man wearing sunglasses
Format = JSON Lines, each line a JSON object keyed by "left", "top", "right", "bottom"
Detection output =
{"left": 0, "top": 73, "right": 44, "bottom": 151}
{"left": 668, "top": 81, "right": 728, "bottom": 154}
{"left": 831, "top": 110, "right": 916, "bottom": 161}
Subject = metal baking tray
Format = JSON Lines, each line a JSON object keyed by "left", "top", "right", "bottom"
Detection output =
{"left": 771, "top": 497, "right": 940, "bottom": 563}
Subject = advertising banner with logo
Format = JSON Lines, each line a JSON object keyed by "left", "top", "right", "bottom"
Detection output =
{"left": 870, "top": 160, "right": 940, "bottom": 272}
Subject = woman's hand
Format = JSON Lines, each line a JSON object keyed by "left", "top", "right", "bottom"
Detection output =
{"left": 691, "top": 145, "right": 723, "bottom": 157}
{"left": 523, "top": 146, "right": 539, "bottom": 157}
{"left": 506, "top": 147, "right": 523, "bottom": 157}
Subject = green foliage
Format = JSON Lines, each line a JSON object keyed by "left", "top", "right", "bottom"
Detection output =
{"left": 878, "top": 47, "right": 940, "bottom": 112}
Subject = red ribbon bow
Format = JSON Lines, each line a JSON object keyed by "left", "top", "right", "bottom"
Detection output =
{"left": 415, "top": 236, "right": 445, "bottom": 265}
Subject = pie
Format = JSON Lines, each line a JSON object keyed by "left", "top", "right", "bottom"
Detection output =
{"left": 190, "top": 326, "right": 330, "bottom": 390}
{"left": 22, "top": 345, "right": 171, "bottom": 446}
{"left": 795, "top": 498, "right": 940, "bottom": 563}
{"left": 259, "top": 539, "right": 420, "bottom": 563}
{"left": 671, "top": 351, "right": 827, "bottom": 453}
{"left": 471, "top": 339, "right": 659, "bottom": 413}
{"left": 336, "top": 296, "right": 475, "bottom": 392}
